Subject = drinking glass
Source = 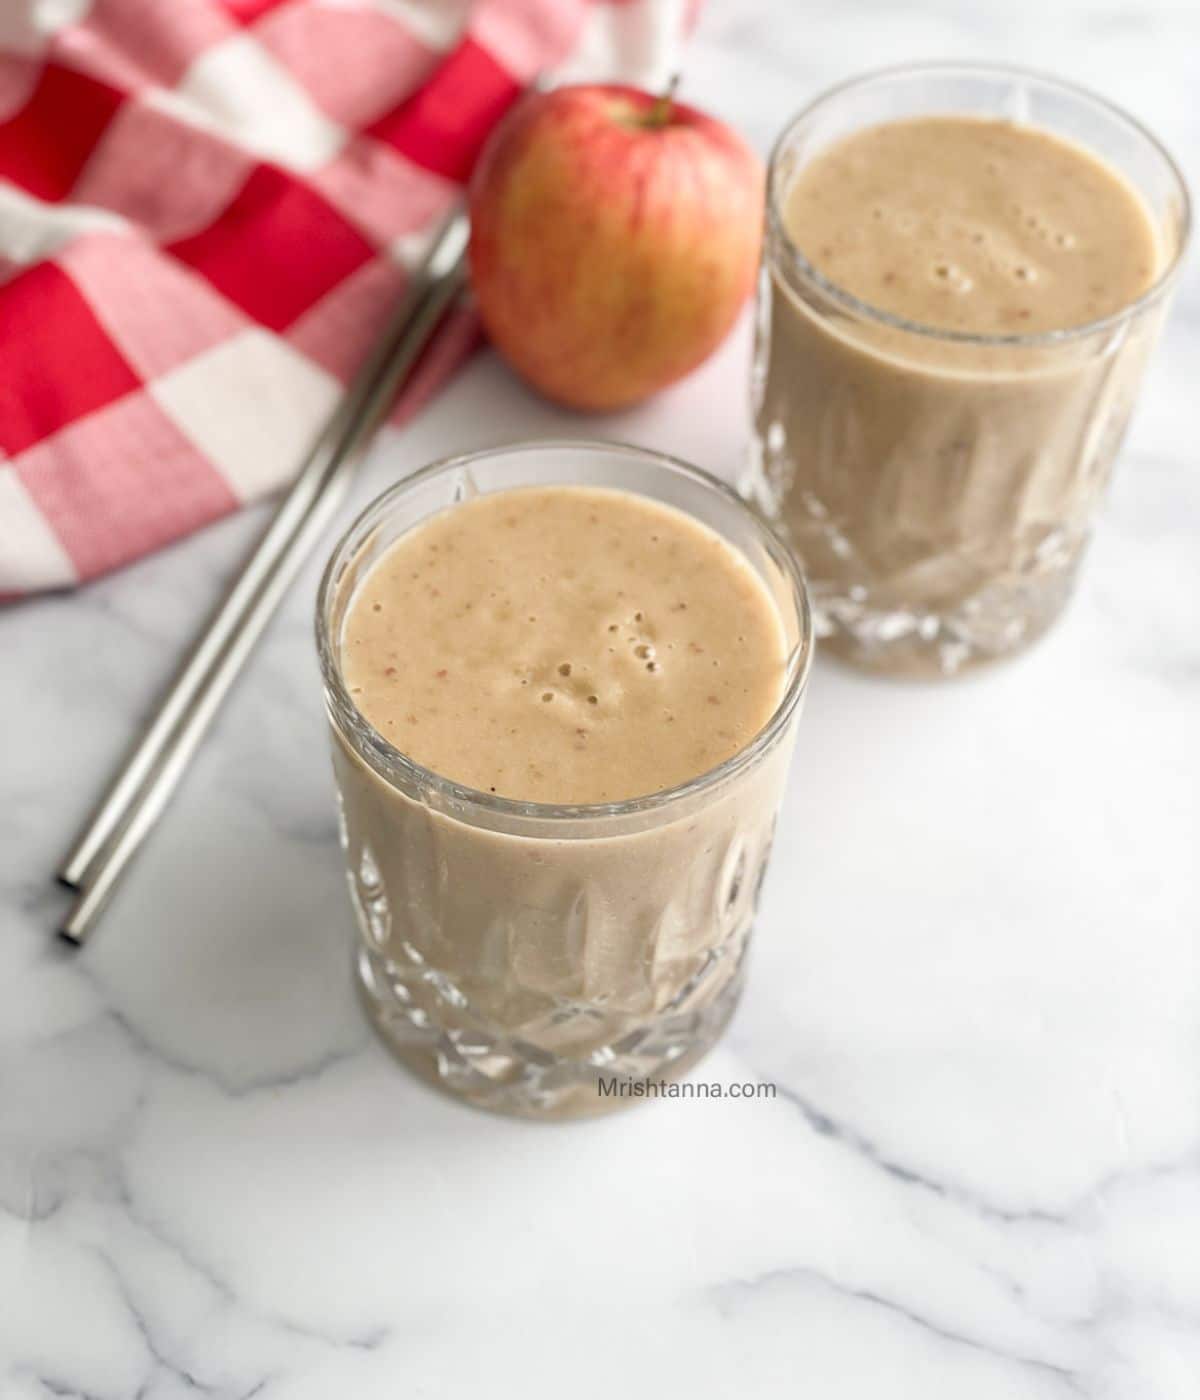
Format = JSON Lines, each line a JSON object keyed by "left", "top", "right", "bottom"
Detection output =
{"left": 316, "top": 441, "right": 812, "bottom": 1118}
{"left": 749, "top": 63, "right": 1190, "bottom": 676}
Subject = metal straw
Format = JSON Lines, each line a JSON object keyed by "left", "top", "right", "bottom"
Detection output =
{"left": 57, "top": 207, "right": 471, "bottom": 945}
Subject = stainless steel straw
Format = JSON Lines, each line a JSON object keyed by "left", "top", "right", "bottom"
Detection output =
{"left": 57, "top": 207, "right": 471, "bottom": 945}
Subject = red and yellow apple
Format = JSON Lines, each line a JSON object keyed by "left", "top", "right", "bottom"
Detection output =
{"left": 468, "top": 83, "right": 764, "bottom": 411}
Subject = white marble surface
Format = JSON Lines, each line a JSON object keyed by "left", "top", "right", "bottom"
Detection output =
{"left": 4, "top": 4, "right": 1200, "bottom": 1396}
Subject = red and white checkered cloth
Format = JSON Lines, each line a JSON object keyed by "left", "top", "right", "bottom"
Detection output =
{"left": 0, "top": 0, "right": 693, "bottom": 597}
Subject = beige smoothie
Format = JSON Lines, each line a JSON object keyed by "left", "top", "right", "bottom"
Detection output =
{"left": 754, "top": 112, "right": 1172, "bottom": 674}
{"left": 325, "top": 478, "right": 805, "bottom": 1116}
{"left": 342, "top": 486, "right": 787, "bottom": 803}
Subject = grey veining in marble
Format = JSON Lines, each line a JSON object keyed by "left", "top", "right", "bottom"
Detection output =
{"left": 3, "top": 2, "right": 1199, "bottom": 1396}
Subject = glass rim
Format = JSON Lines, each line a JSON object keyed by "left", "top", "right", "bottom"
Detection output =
{"left": 766, "top": 59, "right": 1193, "bottom": 349}
{"left": 315, "top": 439, "right": 814, "bottom": 826}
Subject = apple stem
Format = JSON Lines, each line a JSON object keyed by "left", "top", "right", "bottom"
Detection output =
{"left": 647, "top": 73, "right": 680, "bottom": 128}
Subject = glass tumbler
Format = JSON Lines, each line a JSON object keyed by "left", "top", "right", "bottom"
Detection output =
{"left": 748, "top": 63, "right": 1190, "bottom": 677}
{"left": 316, "top": 442, "right": 813, "bottom": 1119}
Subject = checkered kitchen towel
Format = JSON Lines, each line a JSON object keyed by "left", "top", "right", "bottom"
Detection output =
{"left": 0, "top": 0, "right": 693, "bottom": 596}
